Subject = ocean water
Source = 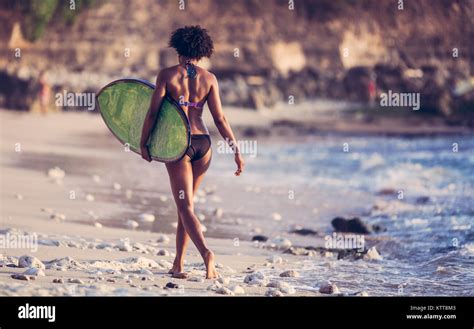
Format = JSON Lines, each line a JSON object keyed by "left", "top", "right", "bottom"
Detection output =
{"left": 228, "top": 134, "right": 474, "bottom": 296}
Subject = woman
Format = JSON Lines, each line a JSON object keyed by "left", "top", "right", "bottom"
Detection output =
{"left": 140, "top": 26, "right": 244, "bottom": 279}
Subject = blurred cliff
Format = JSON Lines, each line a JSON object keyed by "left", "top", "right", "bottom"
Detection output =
{"left": 0, "top": 0, "right": 472, "bottom": 124}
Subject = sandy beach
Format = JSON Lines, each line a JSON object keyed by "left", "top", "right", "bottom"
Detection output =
{"left": 0, "top": 110, "right": 334, "bottom": 296}
{"left": 1, "top": 109, "right": 473, "bottom": 297}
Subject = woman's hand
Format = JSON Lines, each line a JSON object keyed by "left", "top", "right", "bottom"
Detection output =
{"left": 234, "top": 153, "right": 244, "bottom": 176}
{"left": 140, "top": 144, "right": 152, "bottom": 162}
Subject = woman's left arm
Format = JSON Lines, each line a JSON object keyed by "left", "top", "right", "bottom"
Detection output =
{"left": 140, "top": 71, "right": 167, "bottom": 161}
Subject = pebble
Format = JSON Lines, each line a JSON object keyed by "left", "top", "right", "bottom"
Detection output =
{"left": 355, "top": 291, "right": 369, "bottom": 296}
{"left": 139, "top": 213, "right": 155, "bottom": 223}
{"left": 113, "top": 182, "right": 121, "bottom": 190}
{"left": 165, "top": 282, "right": 182, "bottom": 289}
{"left": 125, "top": 189, "right": 133, "bottom": 199}
{"left": 213, "top": 208, "right": 223, "bottom": 219}
{"left": 52, "top": 278, "right": 64, "bottom": 284}
{"left": 125, "top": 219, "right": 139, "bottom": 229}
{"left": 188, "top": 277, "right": 204, "bottom": 283}
{"left": 15, "top": 194, "right": 23, "bottom": 200}
{"left": 23, "top": 267, "right": 45, "bottom": 277}
{"left": 11, "top": 274, "right": 32, "bottom": 281}
{"left": 92, "top": 175, "right": 101, "bottom": 183}
{"left": 244, "top": 272, "right": 268, "bottom": 286}
{"left": 229, "top": 285, "right": 245, "bottom": 295}
{"left": 50, "top": 213, "right": 66, "bottom": 221}
{"left": 68, "top": 278, "right": 84, "bottom": 284}
{"left": 197, "top": 213, "right": 206, "bottom": 221}
{"left": 216, "top": 287, "right": 234, "bottom": 295}
{"left": 200, "top": 224, "right": 207, "bottom": 232}
{"left": 267, "top": 255, "right": 283, "bottom": 264}
{"left": 157, "top": 249, "right": 170, "bottom": 256}
{"left": 267, "top": 281, "right": 295, "bottom": 294}
{"left": 156, "top": 234, "right": 170, "bottom": 244}
{"left": 159, "top": 195, "right": 168, "bottom": 202}
{"left": 279, "top": 270, "right": 299, "bottom": 278}
{"left": 47, "top": 167, "right": 65, "bottom": 180}
{"left": 85, "top": 194, "right": 95, "bottom": 202}
{"left": 265, "top": 289, "right": 283, "bottom": 297}
{"left": 269, "top": 237, "right": 292, "bottom": 250}
{"left": 217, "top": 277, "right": 230, "bottom": 285}
{"left": 319, "top": 281, "right": 340, "bottom": 294}
{"left": 251, "top": 235, "right": 268, "bottom": 242}
{"left": 94, "top": 222, "right": 103, "bottom": 228}
{"left": 365, "top": 246, "right": 383, "bottom": 260}
{"left": 18, "top": 255, "right": 45, "bottom": 270}
{"left": 271, "top": 212, "right": 282, "bottom": 221}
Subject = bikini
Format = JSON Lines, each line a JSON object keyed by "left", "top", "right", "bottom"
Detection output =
{"left": 177, "top": 62, "right": 212, "bottom": 162}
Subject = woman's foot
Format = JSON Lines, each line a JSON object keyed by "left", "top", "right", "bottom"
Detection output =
{"left": 171, "top": 272, "right": 189, "bottom": 279}
{"left": 168, "top": 258, "right": 185, "bottom": 275}
{"left": 204, "top": 250, "right": 218, "bottom": 279}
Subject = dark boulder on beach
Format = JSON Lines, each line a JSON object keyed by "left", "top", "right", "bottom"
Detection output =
{"left": 289, "top": 228, "right": 318, "bottom": 236}
{"left": 331, "top": 217, "right": 372, "bottom": 234}
{"left": 251, "top": 235, "right": 269, "bottom": 242}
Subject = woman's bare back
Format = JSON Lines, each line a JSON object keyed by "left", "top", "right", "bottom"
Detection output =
{"left": 161, "top": 65, "right": 213, "bottom": 134}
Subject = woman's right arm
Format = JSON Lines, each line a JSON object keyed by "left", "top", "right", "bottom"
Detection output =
{"left": 140, "top": 71, "right": 167, "bottom": 162}
{"left": 207, "top": 74, "right": 244, "bottom": 176}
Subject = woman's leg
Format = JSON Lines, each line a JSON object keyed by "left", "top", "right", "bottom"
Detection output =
{"left": 165, "top": 150, "right": 217, "bottom": 279}
{"left": 170, "top": 151, "right": 211, "bottom": 274}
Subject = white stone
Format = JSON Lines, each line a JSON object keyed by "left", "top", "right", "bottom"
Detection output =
{"left": 18, "top": 256, "right": 45, "bottom": 270}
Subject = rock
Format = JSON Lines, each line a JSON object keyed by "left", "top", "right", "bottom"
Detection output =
{"left": 244, "top": 272, "right": 268, "bottom": 286}
{"left": 279, "top": 270, "right": 299, "bottom": 278}
{"left": 52, "top": 278, "right": 64, "bottom": 284}
{"left": 139, "top": 269, "right": 153, "bottom": 275}
{"left": 267, "top": 280, "right": 295, "bottom": 295}
{"left": 117, "top": 240, "right": 133, "bottom": 252}
{"left": 251, "top": 235, "right": 268, "bottom": 242}
{"left": 139, "top": 213, "right": 155, "bottom": 223}
{"left": 216, "top": 287, "right": 234, "bottom": 295}
{"left": 11, "top": 274, "right": 31, "bottom": 281}
{"left": 18, "top": 255, "right": 45, "bottom": 269}
{"left": 47, "top": 166, "right": 65, "bottom": 180}
{"left": 125, "top": 189, "right": 133, "bottom": 199}
{"left": 265, "top": 289, "right": 283, "bottom": 297}
{"left": 94, "top": 222, "right": 103, "bottom": 228}
{"left": 355, "top": 291, "right": 369, "bottom": 296}
{"left": 157, "top": 249, "right": 170, "bottom": 256}
{"left": 15, "top": 193, "right": 23, "bottom": 200}
{"left": 92, "top": 175, "right": 101, "bottom": 183}
{"left": 269, "top": 237, "right": 292, "bottom": 250}
{"left": 415, "top": 196, "right": 430, "bottom": 204}
{"left": 364, "top": 246, "right": 383, "bottom": 260}
{"left": 187, "top": 277, "right": 204, "bottom": 283}
{"left": 331, "top": 217, "right": 371, "bottom": 234}
{"left": 290, "top": 228, "right": 318, "bottom": 236}
{"left": 271, "top": 212, "right": 282, "bottom": 221}
{"left": 23, "top": 267, "right": 45, "bottom": 277}
{"left": 229, "top": 285, "right": 245, "bottom": 295}
{"left": 213, "top": 208, "right": 223, "bottom": 219}
{"left": 113, "top": 182, "right": 121, "bottom": 190}
{"left": 125, "top": 219, "right": 139, "bottom": 229}
{"left": 50, "top": 213, "right": 66, "bottom": 221}
{"left": 156, "top": 234, "right": 170, "bottom": 244}
{"left": 319, "top": 281, "right": 340, "bottom": 294}
{"left": 217, "top": 277, "right": 230, "bottom": 285}
{"left": 68, "top": 278, "right": 84, "bottom": 284}
{"left": 165, "top": 282, "right": 181, "bottom": 289}
{"left": 85, "top": 194, "right": 95, "bottom": 202}
{"left": 267, "top": 255, "right": 283, "bottom": 264}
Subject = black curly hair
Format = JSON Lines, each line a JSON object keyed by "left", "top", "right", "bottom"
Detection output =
{"left": 169, "top": 25, "right": 214, "bottom": 60}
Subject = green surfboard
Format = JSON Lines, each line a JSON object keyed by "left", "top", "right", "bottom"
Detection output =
{"left": 96, "top": 79, "right": 190, "bottom": 162}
